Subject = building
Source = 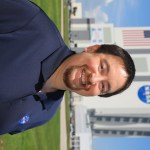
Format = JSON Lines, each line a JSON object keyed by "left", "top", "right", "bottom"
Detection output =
{"left": 70, "top": 105, "right": 93, "bottom": 150}
{"left": 70, "top": 2, "right": 82, "bottom": 19}
{"left": 69, "top": 0, "right": 150, "bottom": 139}
{"left": 70, "top": 18, "right": 95, "bottom": 52}
{"left": 70, "top": 18, "right": 150, "bottom": 137}
{"left": 88, "top": 108, "right": 150, "bottom": 137}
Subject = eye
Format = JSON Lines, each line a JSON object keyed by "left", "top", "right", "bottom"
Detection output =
{"left": 100, "top": 63, "right": 105, "bottom": 74}
{"left": 101, "top": 82, "right": 105, "bottom": 94}
{"left": 101, "top": 64, "right": 104, "bottom": 70}
{"left": 99, "top": 63, "right": 103, "bottom": 72}
{"left": 100, "top": 61, "right": 107, "bottom": 75}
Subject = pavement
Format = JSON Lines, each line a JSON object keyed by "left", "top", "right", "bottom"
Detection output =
{"left": 60, "top": 0, "right": 67, "bottom": 150}
{"left": 60, "top": 97, "right": 67, "bottom": 150}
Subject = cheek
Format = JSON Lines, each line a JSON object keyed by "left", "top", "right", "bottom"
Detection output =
{"left": 88, "top": 86, "right": 100, "bottom": 96}
{"left": 87, "top": 58, "right": 97, "bottom": 65}
{"left": 77, "top": 86, "right": 100, "bottom": 96}
{"left": 85, "top": 60, "right": 99, "bottom": 73}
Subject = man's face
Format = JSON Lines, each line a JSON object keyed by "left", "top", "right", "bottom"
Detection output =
{"left": 63, "top": 46, "right": 128, "bottom": 96}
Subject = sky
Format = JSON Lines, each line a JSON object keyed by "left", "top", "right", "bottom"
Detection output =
{"left": 73, "top": 0, "right": 150, "bottom": 150}
{"left": 93, "top": 137, "right": 150, "bottom": 150}
{"left": 75, "top": 0, "right": 150, "bottom": 27}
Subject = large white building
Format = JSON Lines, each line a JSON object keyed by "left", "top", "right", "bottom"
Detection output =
{"left": 88, "top": 108, "right": 150, "bottom": 137}
{"left": 71, "top": 24, "right": 150, "bottom": 105}
{"left": 81, "top": 26, "right": 150, "bottom": 109}
{"left": 69, "top": 0, "right": 150, "bottom": 140}
{"left": 70, "top": 19, "right": 150, "bottom": 137}
{"left": 71, "top": 105, "right": 92, "bottom": 150}
{"left": 70, "top": 2, "right": 82, "bottom": 19}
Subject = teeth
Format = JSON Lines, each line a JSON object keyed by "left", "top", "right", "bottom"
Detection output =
{"left": 81, "top": 69, "right": 86, "bottom": 85}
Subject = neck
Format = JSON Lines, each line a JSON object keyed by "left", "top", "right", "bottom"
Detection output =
{"left": 41, "top": 57, "right": 72, "bottom": 93}
{"left": 41, "top": 53, "right": 79, "bottom": 93}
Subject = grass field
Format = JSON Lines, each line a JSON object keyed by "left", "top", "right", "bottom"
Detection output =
{"left": 0, "top": 109, "right": 60, "bottom": 150}
{"left": 32, "top": 0, "right": 61, "bottom": 29}
{"left": 0, "top": 0, "right": 68, "bottom": 150}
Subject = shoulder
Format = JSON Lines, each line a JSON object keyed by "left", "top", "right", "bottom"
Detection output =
{"left": 0, "top": 0, "right": 40, "bottom": 33}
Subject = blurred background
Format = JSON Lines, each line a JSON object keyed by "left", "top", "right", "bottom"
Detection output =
{"left": 0, "top": 0, "right": 150, "bottom": 150}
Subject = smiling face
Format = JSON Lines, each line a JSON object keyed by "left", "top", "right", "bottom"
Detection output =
{"left": 63, "top": 45, "right": 128, "bottom": 96}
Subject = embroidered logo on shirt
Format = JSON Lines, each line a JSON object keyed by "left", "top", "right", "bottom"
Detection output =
{"left": 18, "top": 115, "right": 30, "bottom": 124}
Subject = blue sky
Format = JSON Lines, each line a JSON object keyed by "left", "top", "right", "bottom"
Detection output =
{"left": 93, "top": 137, "right": 150, "bottom": 150}
{"left": 75, "top": 0, "right": 150, "bottom": 27}
{"left": 74, "top": 0, "right": 150, "bottom": 150}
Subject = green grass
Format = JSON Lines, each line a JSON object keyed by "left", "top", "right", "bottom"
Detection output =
{"left": 32, "top": 0, "right": 61, "bottom": 29}
{"left": 0, "top": 0, "right": 64, "bottom": 150}
{"left": 63, "top": 1, "right": 70, "bottom": 44}
{"left": 0, "top": 110, "right": 60, "bottom": 150}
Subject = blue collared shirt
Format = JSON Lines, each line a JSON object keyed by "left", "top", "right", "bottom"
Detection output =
{"left": 0, "top": 0, "right": 74, "bottom": 135}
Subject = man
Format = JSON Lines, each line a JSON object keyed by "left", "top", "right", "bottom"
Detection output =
{"left": 0, "top": 0, "right": 135, "bottom": 135}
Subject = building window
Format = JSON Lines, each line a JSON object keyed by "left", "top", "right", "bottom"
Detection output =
{"left": 71, "top": 147, "right": 75, "bottom": 150}
{"left": 132, "top": 118, "right": 139, "bottom": 123}
{"left": 143, "top": 132, "right": 150, "bottom": 136}
{"left": 96, "top": 116, "right": 102, "bottom": 121}
{"left": 128, "top": 131, "right": 134, "bottom": 135}
{"left": 76, "top": 137, "right": 80, "bottom": 141}
{"left": 123, "top": 117, "right": 129, "bottom": 122}
{"left": 120, "top": 131, "right": 126, "bottom": 135}
{"left": 105, "top": 117, "right": 111, "bottom": 121}
{"left": 142, "top": 118, "right": 148, "bottom": 123}
{"left": 114, "top": 117, "right": 120, "bottom": 122}
{"left": 112, "top": 130, "right": 117, "bottom": 134}
{"left": 95, "top": 129, "right": 100, "bottom": 134}
{"left": 103, "top": 130, "right": 109, "bottom": 134}
{"left": 74, "top": 43, "right": 78, "bottom": 47}
{"left": 136, "top": 131, "right": 142, "bottom": 136}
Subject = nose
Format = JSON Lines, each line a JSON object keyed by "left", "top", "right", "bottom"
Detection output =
{"left": 89, "top": 73, "right": 107, "bottom": 85}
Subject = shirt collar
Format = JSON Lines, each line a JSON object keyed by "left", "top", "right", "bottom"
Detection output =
{"left": 41, "top": 45, "right": 75, "bottom": 81}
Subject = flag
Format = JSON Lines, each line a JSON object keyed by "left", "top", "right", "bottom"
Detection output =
{"left": 122, "top": 30, "right": 150, "bottom": 46}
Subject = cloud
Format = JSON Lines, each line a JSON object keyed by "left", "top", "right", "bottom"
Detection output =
{"left": 112, "top": 0, "right": 138, "bottom": 26}
{"left": 83, "top": 0, "right": 114, "bottom": 23}
{"left": 84, "top": 6, "right": 109, "bottom": 23}
{"left": 83, "top": 0, "right": 138, "bottom": 24}
{"left": 103, "top": 0, "right": 113, "bottom": 6}
{"left": 127, "top": 0, "right": 138, "bottom": 7}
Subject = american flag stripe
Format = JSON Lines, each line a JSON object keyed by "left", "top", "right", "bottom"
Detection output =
{"left": 122, "top": 30, "right": 150, "bottom": 46}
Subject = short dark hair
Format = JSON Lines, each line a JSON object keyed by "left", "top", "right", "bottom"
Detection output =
{"left": 96, "top": 44, "right": 135, "bottom": 97}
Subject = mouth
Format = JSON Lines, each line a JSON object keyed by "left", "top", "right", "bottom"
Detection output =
{"left": 64, "top": 65, "right": 90, "bottom": 90}
{"left": 81, "top": 68, "right": 86, "bottom": 86}
{"left": 77, "top": 67, "right": 91, "bottom": 90}
{"left": 73, "top": 67, "right": 87, "bottom": 89}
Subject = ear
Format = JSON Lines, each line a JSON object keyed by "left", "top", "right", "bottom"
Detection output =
{"left": 83, "top": 45, "right": 101, "bottom": 53}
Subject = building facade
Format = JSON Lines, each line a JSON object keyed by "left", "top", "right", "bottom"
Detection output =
{"left": 88, "top": 108, "right": 150, "bottom": 137}
{"left": 70, "top": 19, "right": 150, "bottom": 137}
{"left": 70, "top": 105, "right": 92, "bottom": 150}
{"left": 69, "top": 0, "right": 150, "bottom": 139}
